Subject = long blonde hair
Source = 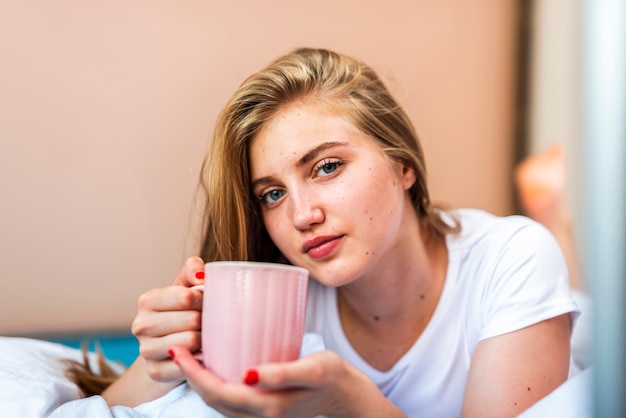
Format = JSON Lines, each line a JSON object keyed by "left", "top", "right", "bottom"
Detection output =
{"left": 197, "top": 47, "right": 457, "bottom": 264}
{"left": 67, "top": 46, "right": 459, "bottom": 396}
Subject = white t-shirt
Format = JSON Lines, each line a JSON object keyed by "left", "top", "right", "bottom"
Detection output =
{"left": 304, "top": 209, "right": 581, "bottom": 417}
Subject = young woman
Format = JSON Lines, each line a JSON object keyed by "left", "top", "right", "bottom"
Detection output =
{"left": 88, "top": 47, "right": 578, "bottom": 417}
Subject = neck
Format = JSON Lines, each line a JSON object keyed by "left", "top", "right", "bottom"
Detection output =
{"left": 339, "top": 221, "right": 447, "bottom": 322}
{"left": 336, "top": 221, "right": 448, "bottom": 369}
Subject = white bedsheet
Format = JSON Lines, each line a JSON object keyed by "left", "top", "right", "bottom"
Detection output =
{"left": 0, "top": 336, "right": 125, "bottom": 418}
{"left": 519, "top": 366, "right": 593, "bottom": 418}
{"left": 50, "top": 383, "right": 227, "bottom": 418}
{"left": 0, "top": 334, "right": 325, "bottom": 418}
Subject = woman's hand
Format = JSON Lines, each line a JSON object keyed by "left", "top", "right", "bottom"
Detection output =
{"left": 102, "top": 257, "right": 206, "bottom": 407}
{"left": 169, "top": 345, "right": 406, "bottom": 418}
{"left": 131, "top": 256, "right": 206, "bottom": 383}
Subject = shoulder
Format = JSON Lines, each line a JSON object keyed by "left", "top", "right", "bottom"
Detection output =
{"left": 445, "top": 208, "right": 558, "bottom": 257}
{"left": 443, "top": 208, "right": 571, "bottom": 309}
{"left": 442, "top": 211, "right": 576, "bottom": 340}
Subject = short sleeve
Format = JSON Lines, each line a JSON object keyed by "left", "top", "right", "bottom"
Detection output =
{"left": 478, "top": 220, "right": 580, "bottom": 341}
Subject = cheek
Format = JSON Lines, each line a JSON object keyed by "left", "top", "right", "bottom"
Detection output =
{"left": 261, "top": 211, "right": 278, "bottom": 236}
{"left": 353, "top": 170, "right": 405, "bottom": 233}
{"left": 262, "top": 212, "right": 290, "bottom": 251}
{"left": 341, "top": 168, "right": 404, "bottom": 212}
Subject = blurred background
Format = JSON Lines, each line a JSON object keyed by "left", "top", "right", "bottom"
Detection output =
{"left": 0, "top": 0, "right": 519, "bottom": 334}
{"left": 0, "top": 1, "right": 623, "bottom": 415}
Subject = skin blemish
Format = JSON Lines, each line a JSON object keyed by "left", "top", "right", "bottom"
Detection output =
{"left": 527, "top": 387, "right": 531, "bottom": 391}
{"left": 420, "top": 294, "right": 425, "bottom": 299}
{"left": 373, "top": 316, "right": 380, "bottom": 321}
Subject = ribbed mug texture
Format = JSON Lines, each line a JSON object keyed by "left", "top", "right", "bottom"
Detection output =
{"left": 201, "top": 262, "right": 309, "bottom": 382}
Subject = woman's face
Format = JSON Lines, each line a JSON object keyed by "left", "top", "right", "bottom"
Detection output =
{"left": 249, "top": 102, "right": 417, "bottom": 286}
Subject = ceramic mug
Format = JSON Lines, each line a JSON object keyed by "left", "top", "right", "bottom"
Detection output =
{"left": 193, "top": 261, "right": 309, "bottom": 382}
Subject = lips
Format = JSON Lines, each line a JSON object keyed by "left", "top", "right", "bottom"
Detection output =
{"left": 302, "top": 235, "right": 344, "bottom": 259}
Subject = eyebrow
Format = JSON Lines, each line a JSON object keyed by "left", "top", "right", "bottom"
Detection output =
{"left": 251, "top": 141, "right": 348, "bottom": 191}
{"left": 296, "top": 141, "right": 347, "bottom": 167}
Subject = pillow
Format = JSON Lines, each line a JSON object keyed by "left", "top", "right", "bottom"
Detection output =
{"left": 0, "top": 337, "right": 125, "bottom": 417}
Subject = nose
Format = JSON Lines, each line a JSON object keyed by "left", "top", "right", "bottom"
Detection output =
{"left": 290, "top": 189, "right": 325, "bottom": 231}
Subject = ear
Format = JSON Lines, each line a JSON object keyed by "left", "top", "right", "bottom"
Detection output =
{"left": 400, "top": 162, "right": 417, "bottom": 190}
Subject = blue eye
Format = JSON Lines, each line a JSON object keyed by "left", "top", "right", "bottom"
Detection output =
{"left": 315, "top": 159, "right": 343, "bottom": 177}
{"left": 261, "top": 189, "right": 285, "bottom": 204}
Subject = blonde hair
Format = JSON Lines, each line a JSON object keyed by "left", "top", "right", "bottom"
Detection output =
{"left": 63, "top": 341, "right": 121, "bottom": 396}
{"left": 197, "top": 47, "right": 457, "bottom": 263}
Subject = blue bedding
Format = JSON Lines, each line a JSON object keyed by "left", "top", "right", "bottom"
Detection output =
{"left": 47, "top": 332, "right": 138, "bottom": 367}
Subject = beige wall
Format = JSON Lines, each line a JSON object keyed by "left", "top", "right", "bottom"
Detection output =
{"left": 527, "top": 0, "right": 584, "bottom": 246}
{"left": 0, "top": 1, "right": 518, "bottom": 334}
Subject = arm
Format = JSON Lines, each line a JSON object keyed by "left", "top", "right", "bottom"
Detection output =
{"left": 461, "top": 313, "right": 571, "bottom": 417}
{"left": 102, "top": 356, "right": 180, "bottom": 407}
{"left": 102, "top": 257, "right": 206, "bottom": 407}
{"left": 169, "top": 346, "right": 407, "bottom": 418}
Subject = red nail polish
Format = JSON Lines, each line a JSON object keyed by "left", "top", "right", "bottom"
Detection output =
{"left": 195, "top": 271, "right": 205, "bottom": 279}
{"left": 167, "top": 348, "right": 178, "bottom": 364}
{"left": 244, "top": 369, "right": 259, "bottom": 385}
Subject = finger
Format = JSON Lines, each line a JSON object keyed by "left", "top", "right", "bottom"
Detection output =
{"left": 144, "top": 357, "right": 188, "bottom": 382}
{"left": 250, "top": 351, "right": 341, "bottom": 390}
{"left": 170, "top": 346, "right": 266, "bottom": 413}
{"left": 173, "top": 256, "right": 206, "bottom": 286}
{"left": 136, "top": 286, "right": 203, "bottom": 313}
{"left": 169, "top": 345, "right": 226, "bottom": 399}
{"left": 133, "top": 309, "right": 201, "bottom": 338}
{"left": 139, "top": 330, "right": 201, "bottom": 360}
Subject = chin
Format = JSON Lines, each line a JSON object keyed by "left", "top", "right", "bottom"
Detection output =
{"left": 307, "top": 263, "right": 362, "bottom": 288}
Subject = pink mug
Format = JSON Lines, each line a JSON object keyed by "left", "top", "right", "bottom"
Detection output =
{"left": 194, "top": 261, "right": 309, "bottom": 382}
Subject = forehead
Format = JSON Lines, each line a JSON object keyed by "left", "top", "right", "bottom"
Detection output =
{"left": 248, "top": 103, "right": 395, "bottom": 189}
{"left": 251, "top": 102, "right": 365, "bottom": 154}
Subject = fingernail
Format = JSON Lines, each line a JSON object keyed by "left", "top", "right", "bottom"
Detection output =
{"left": 168, "top": 348, "right": 179, "bottom": 364}
{"left": 195, "top": 271, "right": 205, "bottom": 279}
{"left": 244, "top": 369, "right": 259, "bottom": 385}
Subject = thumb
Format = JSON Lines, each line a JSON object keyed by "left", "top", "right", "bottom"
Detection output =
{"left": 168, "top": 345, "right": 223, "bottom": 387}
